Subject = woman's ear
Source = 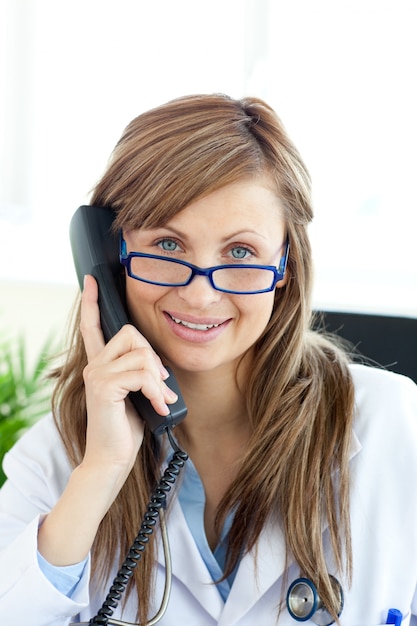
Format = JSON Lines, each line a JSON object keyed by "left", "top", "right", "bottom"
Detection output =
{"left": 275, "top": 237, "right": 290, "bottom": 290}
{"left": 275, "top": 272, "right": 289, "bottom": 289}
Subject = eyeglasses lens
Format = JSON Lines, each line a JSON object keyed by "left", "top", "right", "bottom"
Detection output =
{"left": 129, "top": 257, "right": 275, "bottom": 293}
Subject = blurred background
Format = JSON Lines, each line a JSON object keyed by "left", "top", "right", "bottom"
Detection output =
{"left": 1, "top": 0, "right": 416, "bottom": 366}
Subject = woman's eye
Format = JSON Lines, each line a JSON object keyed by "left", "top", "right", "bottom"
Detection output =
{"left": 230, "top": 246, "right": 252, "bottom": 260}
{"left": 157, "top": 238, "right": 179, "bottom": 252}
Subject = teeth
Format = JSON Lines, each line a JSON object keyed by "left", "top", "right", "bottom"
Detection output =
{"left": 170, "top": 315, "right": 220, "bottom": 331}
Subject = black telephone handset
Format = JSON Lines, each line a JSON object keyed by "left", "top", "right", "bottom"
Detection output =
{"left": 69, "top": 205, "right": 187, "bottom": 435}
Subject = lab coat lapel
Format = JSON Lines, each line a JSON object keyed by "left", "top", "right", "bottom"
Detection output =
{"left": 159, "top": 497, "right": 224, "bottom": 621}
{"left": 218, "top": 514, "right": 287, "bottom": 625}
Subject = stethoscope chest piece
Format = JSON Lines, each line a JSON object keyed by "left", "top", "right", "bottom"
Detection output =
{"left": 286, "top": 575, "right": 344, "bottom": 626}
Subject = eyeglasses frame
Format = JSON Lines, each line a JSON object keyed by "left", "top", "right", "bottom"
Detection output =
{"left": 119, "top": 233, "right": 289, "bottom": 295}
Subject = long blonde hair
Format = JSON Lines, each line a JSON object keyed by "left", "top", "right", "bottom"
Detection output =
{"left": 52, "top": 94, "right": 354, "bottom": 623}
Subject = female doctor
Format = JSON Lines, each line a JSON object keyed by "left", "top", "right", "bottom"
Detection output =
{"left": 1, "top": 94, "right": 417, "bottom": 626}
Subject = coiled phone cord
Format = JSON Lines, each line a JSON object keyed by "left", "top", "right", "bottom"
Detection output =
{"left": 82, "top": 429, "right": 188, "bottom": 626}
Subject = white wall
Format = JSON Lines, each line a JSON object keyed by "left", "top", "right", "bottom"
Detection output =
{"left": 1, "top": 0, "right": 416, "bottom": 366}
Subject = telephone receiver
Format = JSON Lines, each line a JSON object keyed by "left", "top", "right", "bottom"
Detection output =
{"left": 69, "top": 204, "right": 188, "bottom": 435}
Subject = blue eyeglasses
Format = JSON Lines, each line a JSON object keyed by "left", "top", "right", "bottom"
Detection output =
{"left": 119, "top": 235, "right": 289, "bottom": 295}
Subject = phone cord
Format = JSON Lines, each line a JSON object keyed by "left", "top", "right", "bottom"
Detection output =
{"left": 88, "top": 429, "right": 188, "bottom": 626}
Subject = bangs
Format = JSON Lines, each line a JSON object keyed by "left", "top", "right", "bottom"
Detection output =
{"left": 112, "top": 126, "right": 266, "bottom": 231}
{"left": 91, "top": 95, "right": 269, "bottom": 231}
{"left": 90, "top": 93, "right": 312, "bottom": 234}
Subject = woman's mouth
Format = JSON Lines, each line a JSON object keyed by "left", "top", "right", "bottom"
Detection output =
{"left": 164, "top": 312, "right": 230, "bottom": 342}
{"left": 169, "top": 315, "right": 222, "bottom": 331}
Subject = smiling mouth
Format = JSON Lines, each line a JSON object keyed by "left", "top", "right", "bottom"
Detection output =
{"left": 169, "top": 314, "right": 222, "bottom": 331}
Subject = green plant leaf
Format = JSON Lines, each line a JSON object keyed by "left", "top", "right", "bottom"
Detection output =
{"left": 0, "top": 330, "right": 58, "bottom": 487}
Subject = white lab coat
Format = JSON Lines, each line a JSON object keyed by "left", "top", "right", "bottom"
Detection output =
{"left": 1, "top": 364, "right": 417, "bottom": 626}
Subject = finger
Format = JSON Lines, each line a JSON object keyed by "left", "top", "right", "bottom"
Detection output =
{"left": 116, "top": 370, "right": 177, "bottom": 417}
{"left": 80, "top": 274, "right": 106, "bottom": 361}
{"left": 80, "top": 277, "right": 170, "bottom": 381}
{"left": 99, "top": 324, "right": 170, "bottom": 380}
{"left": 84, "top": 348, "right": 177, "bottom": 414}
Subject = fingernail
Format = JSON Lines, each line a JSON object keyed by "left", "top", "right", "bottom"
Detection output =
{"left": 166, "top": 386, "right": 178, "bottom": 402}
{"left": 160, "top": 365, "right": 170, "bottom": 380}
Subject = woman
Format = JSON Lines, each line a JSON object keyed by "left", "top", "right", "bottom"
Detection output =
{"left": 1, "top": 94, "right": 416, "bottom": 626}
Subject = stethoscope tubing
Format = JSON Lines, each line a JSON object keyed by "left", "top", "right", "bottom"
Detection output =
{"left": 70, "top": 509, "right": 172, "bottom": 626}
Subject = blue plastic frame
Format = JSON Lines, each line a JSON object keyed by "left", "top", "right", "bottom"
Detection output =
{"left": 119, "top": 234, "right": 289, "bottom": 295}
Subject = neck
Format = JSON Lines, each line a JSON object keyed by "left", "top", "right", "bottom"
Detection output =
{"left": 170, "top": 360, "right": 253, "bottom": 550}
{"left": 173, "top": 361, "right": 251, "bottom": 452}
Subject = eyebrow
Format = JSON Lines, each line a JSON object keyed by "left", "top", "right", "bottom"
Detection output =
{"left": 144, "top": 225, "right": 273, "bottom": 244}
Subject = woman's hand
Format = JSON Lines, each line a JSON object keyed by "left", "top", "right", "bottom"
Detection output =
{"left": 80, "top": 274, "right": 177, "bottom": 476}
{"left": 37, "top": 275, "right": 178, "bottom": 567}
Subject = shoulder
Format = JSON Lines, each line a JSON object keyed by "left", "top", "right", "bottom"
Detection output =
{"left": 349, "top": 363, "right": 417, "bottom": 453}
{"left": 349, "top": 363, "right": 417, "bottom": 411}
{"left": 2, "top": 413, "right": 73, "bottom": 497}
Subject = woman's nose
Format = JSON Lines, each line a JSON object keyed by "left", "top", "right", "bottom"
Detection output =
{"left": 176, "top": 273, "right": 222, "bottom": 307}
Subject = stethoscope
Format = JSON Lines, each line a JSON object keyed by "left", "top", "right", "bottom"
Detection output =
{"left": 286, "top": 575, "right": 344, "bottom": 625}
{"left": 73, "top": 524, "right": 344, "bottom": 626}
{"left": 73, "top": 523, "right": 344, "bottom": 626}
